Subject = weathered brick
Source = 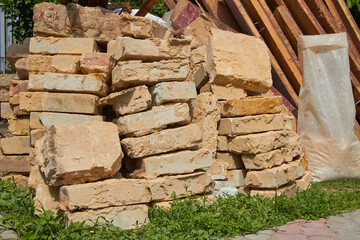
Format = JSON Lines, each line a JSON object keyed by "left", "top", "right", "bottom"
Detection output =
{"left": 121, "top": 124, "right": 202, "bottom": 158}
{"left": 207, "top": 28, "right": 271, "bottom": 93}
{"left": 80, "top": 53, "right": 114, "bottom": 81}
{"left": 30, "top": 129, "right": 46, "bottom": 147}
{"left": 29, "top": 37, "right": 98, "bottom": 55}
{"left": 149, "top": 81, "right": 197, "bottom": 106}
{"left": 215, "top": 152, "right": 244, "bottom": 170}
{"left": 8, "top": 118, "right": 30, "bottom": 136}
{"left": 60, "top": 179, "right": 151, "bottom": 211}
{"left": 28, "top": 73, "right": 108, "bottom": 96}
{"left": 9, "top": 80, "right": 28, "bottom": 97}
{"left": 0, "top": 156, "right": 31, "bottom": 173}
{"left": 99, "top": 85, "right": 151, "bottom": 116}
{"left": 218, "top": 96, "right": 283, "bottom": 117}
{"left": 226, "top": 169, "right": 246, "bottom": 187}
{"left": 229, "top": 131, "right": 289, "bottom": 154}
{"left": 19, "top": 92, "right": 100, "bottom": 114}
{"left": 133, "top": 149, "right": 212, "bottom": 179}
{"left": 112, "top": 60, "right": 189, "bottom": 90}
{"left": 30, "top": 112, "right": 103, "bottom": 129}
{"left": 210, "top": 83, "right": 247, "bottom": 100}
{"left": 27, "top": 55, "right": 80, "bottom": 74}
{"left": 1, "top": 136, "right": 31, "bottom": 154}
{"left": 107, "top": 37, "right": 190, "bottom": 61}
{"left": 15, "top": 58, "right": 29, "bottom": 80}
{"left": 218, "top": 114, "right": 285, "bottom": 136}
{"left": 250, "top": 181, "right": 297, "bottom": 198}
{"left": 118, "top": 103, "right": 190, "bottom": 137}
{"left": 217, "top": 136, "right": 229, "bottom": 151}
{"left": 296, "top": 171, "right": 312, "bottom": 191}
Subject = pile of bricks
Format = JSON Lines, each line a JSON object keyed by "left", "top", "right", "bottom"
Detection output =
{"left": 0, "top": 2, "right": 311, "bottom": 229}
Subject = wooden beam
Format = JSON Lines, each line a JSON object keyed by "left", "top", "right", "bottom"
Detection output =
{"left": 135, "top": 0, "right": 160, "bottom": 16}
{"left": 354, "top": 120, "right": 360, "bottom": 141}
{"left": 273, "top": 5, "right": 303, "bottom": 55}
{"left": 197, "top": 0, "right": 241, "bottom": 31}
{"left": 282, "top": 0, "right": 325, "bottom": 35}
{"left": 324, "top": 0, "right": 360, "bottom": 58}
{"left": 224, "top": 0, "right": 299, "bottom": 107}
{"left": 164, "top": 0, "right": 177, "bottom": 9}
{"left": 242, "top": 0, "right": 302, "bottom": 94}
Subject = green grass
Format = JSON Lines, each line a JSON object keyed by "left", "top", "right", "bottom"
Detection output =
{"left": 1, "top": 177, "right": 360, "bottom": 240}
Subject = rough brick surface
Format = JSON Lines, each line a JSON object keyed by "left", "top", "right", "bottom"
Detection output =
{"left": 118, "top": 103, "right": 190, "bottom": 137}
{"left": 210, "top": 83, "right": 247, "bottom": 100}
{"left": 121, "top": 123, "right": 202, "bottom": 158}
{"left": 0, "top": 156, "right": 31, "bottom": 173}
{"left": 1, "top": 136, "right": 31, "bottom": 154}
{"left": 8, "top": 118, "right": 30, "bottom": 136}
{"left": 226, "top": 169, "right": 246, "bottom": 187}
{"left": 215, "top": 152, "right": 244, "bottom": 170}
{"left": 80, "top": 53, "right": 114, "bottom": 81}
{"left": 27, "top": 55, "right": 80, "bottom": 74}
{"left": 9, "top": 80, "right": 28, "bottom": 97}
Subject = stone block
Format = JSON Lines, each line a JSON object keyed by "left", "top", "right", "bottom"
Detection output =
{"left": 226, "top": 170, "right": 246, "bottom": 187}
{"left": 217, "top": 136, "right": 229, "bottom": 152}
{"left": 39, "top": 122, "right": 123, "bottom": 186}
{"left": 0, "top": 74, "right": 12, "bottom": 102}
{"left": 0, "top": 88, "right": 9, "bottom": 102}
{"left": 189, "top": 93, "right": 220, "bottom": 156}
{"left": 250, "top": 181, "right": 297, "bottom": 198}
{"left": 9, "top": 94, "right": 19, "bottom": 106}
{"left": 218, "top": 114, "right": 285, "bottom": 136}
{"left": 1, "top": 103, "right": 14, "bottom": 119}
{"left": 133, "top": 149, "right": 212, "bottom": 179}
{"left": 215, "top": 152, "right": 244, "bottom": 170}
{"left": 118, "top": 103, "right": 190, "bottom": 137}
{"left": 65, "top": 204, "right": 148, "bottom": 230}
{"left": 210, "top": 83, "right": 247, "bottom": 100}
{"left": 60, "top": 179, "right": 151, "bottom": 211}
{"left": 190, "top": 46, "right": 206, "bottom": 66}
{"left": 149, "top": 172, "right": 212, "bottom": 201}
{"left": 149, "top": 81, "right": 197, "bottom": 106}
{"left": 99, "top": 85, "right": 151, "bottom": 116}
{"left": 19, "top": 92, "right": 100, "bottom": 114}
{"left": 296, "top": 171, "right": 312, "bottom": 191}
{"left": 193, "top": 64, "right": 208, "bottom": 89}
{"left": 29, "top": 37, "right": 98, "bottom": 55}
{"left": 0, "top": 174, "right": 29, "bottom": 186}
{"left": 9, "top": 80, "right": 28, "bottom": 97}
{"left": 121, "top": 123, "right": 202, "bottom": 158}
{"left": 244, "top": 160, "right": 305, "bottom": 189}
{"left": 218, "top": 96, "right": 282, "bottom": 117}
{"left": 27, "top": 55, "right": 80, "bottom": 74}
{"left": 15, "top": 58, "right": 29, "bottom": 80}
{"left": 80, "top": 53, "right": 114, "bottom": 81}
{"left": 228, "top": 131, "right": 289, "bottom": 154}
{"left": 107, "top": 37, "right": 190, "bottom": 61}
{"left": 0, "top": 156, "right": 31, "bottom": 173}
{"left": 5, "top": 39, "right": 30, "bottom": 69}
{"left": 1, "top": 136, "right": 30, "bottom": 155}
{"left": 28, "top": 73, "right": 108, "bottom": 96}
{"left": 34, "top": 182, "right": 60, "bottom": 214}
{"left": 30, "top": 112, "right": 103, "bottom": 130}
{"left": 8, "top": 118, "right": 30, "bottom": 136}
{"left": 30, "top": 129, "right": 47, "bottom": 147}
{"left": 207, "top": 28, "right": 272, "bottom": 93}
{"left": 112, "top": 59, "right": 189, "bottom": 90}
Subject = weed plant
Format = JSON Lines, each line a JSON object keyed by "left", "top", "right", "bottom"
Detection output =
{"left": 0, "top": 177, "right": 360, "bottom": 239}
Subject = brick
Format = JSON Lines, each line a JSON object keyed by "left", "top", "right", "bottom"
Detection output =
{"left": 60, "top": 179, "right": 151, "bottom": 211}
{"left": 121, "top": 124, "right": 202, "bottom": 158}
{"left": 1, "top": 136, "right": 31, "bottom": 154}
{"left": 0, "top": 74, "right": 15, "bottom": 88}
{"left": 30, "top": 112, "right": 103, "bottom": 129}
{"left": 207, "top": 28, "right": 271, "bottom": 93}
{"left": 99, "top": 85, "right": 151, "bottom": 116}
{"left": 30, "top": 129, "right": 46, "bottom": 147}
{"left": 250, "top": 181, "right": 297, "bottom": 198}
{"left": 9, "top": 94, "right": 19, "bottom": 106}
{"left": 9, "top": 80, "right": 28, "bottom": 97}
{"left": 0, "top": 88, "right": 9, "bottom": 102}
{"left": 215, "top": 152, "right": 244, "bottom": 169}
{"left": 244, "top": 160, "right": 305, "bottom": 188}
{"left": 218, "top": 96, "right": 283, "bottom": 117}
{"left": 229, "top": 131, "right": 290, "bottom": 154}
{"left": 15, "top": 58, "right": 29, "bottom": 80}
{"left": 65, "top": 204, "right": 148, "bottom": 230}
{"left": 5, "top": 39, "right": 30, "bottom": 69}
{"left": 28, "top": 73, "right": 108, "bottom": 96}
{"left": 112, "top": 59, "right": 189, "bottom": 90}
{"left": 0, "top": 156, "right": 31, "bottom": 173}
{"left": 80, "top": 53, "right": 114, "bottom": 81}
{"left": 218, "top": 114, "right": 285, "bottom": 136}
{"left": 118, "top": 103, "right": 190, "bottom": 137}
{"left": 107, "top": 37, "right": 190, "bottom": 61}
{"left": 189, "top": 93, "right": 220, "bottom": 156}
{"left": 190, "top": 46, "right": 206, "bottom": 66}
{"left": 19, "top": 92, "right": 100, "bottom": 114}
{"left": 296, "top": 171, "right": 312, "bottom": 190}
{"left": 149, "top": 81, "right": 197, "bottom": 106}
{"left": 193, "top": 64, "right": 208, "bottom": 88}
{"left": 210, "top": 83, "right": 247, "bottom": 100}
{"left": 29, "top": 37, "right": 98, "bottom": 55}
{"left": 149, "top": 172, "right": 212, "bottom": 201}
{"left": 226, "top": 169, "right": 246, "bottom": 187}
{"left": 1, "top": 102, "right": 14, "bottom": 119}
{"left": 217, "top": 136, "right": 229, "bottom": 151}
{"left": 8, "top": 118, "right": 30, "bottom": 136}
{"left": 133, "top": 149, "right": 212, "bottom": 179}
{"left": 39, "top": 122, "right": 123, "bottom": 186}
{"left": 27, "top": 55, "right": 80, "bottom": 74}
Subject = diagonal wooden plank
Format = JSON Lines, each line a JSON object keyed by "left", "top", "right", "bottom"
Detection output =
{"left": 282, "top": 0, "right": 325, "bottom": 35}
{"left": 164, "top": 0, "right": 177, "bottom": 9}
{"left": 273, "top": 5, "right": 303, "bottom": 55}
{"left": 224, "top": 0, "right": 299, "bottom": 107}
{"left": 242, "top": 0, "right": 303, "bottom": 94}
{"left": 354, "top": 120, "right": 360, "bottom": 141}
{"left": 135, "top": 0, "right": 160, "bottom": 16}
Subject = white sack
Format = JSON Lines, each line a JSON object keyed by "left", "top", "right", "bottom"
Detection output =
{"left": 297, "top": 33, "right": 360, "bottom": 182}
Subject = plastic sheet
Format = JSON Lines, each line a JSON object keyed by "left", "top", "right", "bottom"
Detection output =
{"left": 297, "top": 33, "right": 360, "bottom": 182}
